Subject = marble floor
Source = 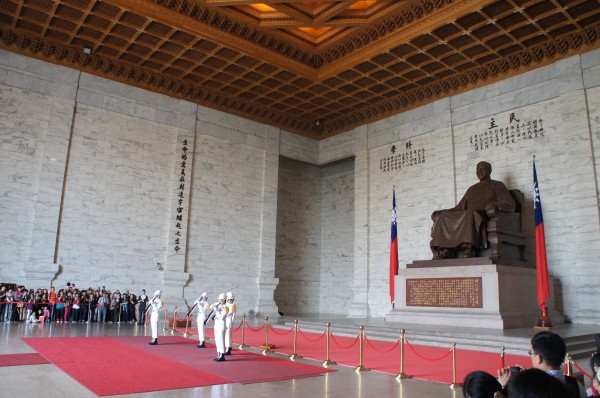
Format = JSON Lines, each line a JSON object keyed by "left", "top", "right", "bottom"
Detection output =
{"left": 1, "top": 317, "right": 597, "bottom": 398}
{"left": 0, "top": 320, "right": 464, "bottom": 398}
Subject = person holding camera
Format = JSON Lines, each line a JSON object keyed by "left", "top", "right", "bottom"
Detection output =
{"left": 497, "top": 331, "right": 585, "bottom": 398}
{"left": 587, "top": 351, "right": 600, "bottom": 397}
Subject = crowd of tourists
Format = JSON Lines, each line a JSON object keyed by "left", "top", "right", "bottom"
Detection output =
{"left": 463, "top": 331, "right": 599, "bottom": 398}
{"left": 0, "top": 283, "right": 150, "bottom": 325}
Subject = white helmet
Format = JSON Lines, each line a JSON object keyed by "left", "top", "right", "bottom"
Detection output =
{"left": 226, "top": 292, "right": 234, "bottom": 300}
{"left": 200, "top": 292, "right": 208, "bottom": 300}
{"left": 154, "top": 290, "right": 161, "bottom": 296}
{"left": 218, "top": 293, "right": 226, "bottom": 301}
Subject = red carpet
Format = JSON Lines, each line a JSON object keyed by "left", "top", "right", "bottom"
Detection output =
{"left": 23, "top": 336, "right": 333, "bottom": 396}
{"left": 115, "top": 336, "right": 335, "bottom": 384}
{"left": 0, "top": 353, "right": 50, "bottom": 367}
{"left": 197, "top": 322, "right": 530, "bottom": 384}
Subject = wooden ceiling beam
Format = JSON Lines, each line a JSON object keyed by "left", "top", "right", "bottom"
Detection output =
{"left": 315, "top": 0, "right": 497, "bottom": 79}
{"left": 106, "top": 0, "right": 320, "bottom": 79}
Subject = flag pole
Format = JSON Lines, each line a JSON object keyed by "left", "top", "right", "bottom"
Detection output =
{"left": 390, "top": 186, "right": 399, "bottom": 308}
{"left": 533, "top": 155, "right": 553, "bottom": 329}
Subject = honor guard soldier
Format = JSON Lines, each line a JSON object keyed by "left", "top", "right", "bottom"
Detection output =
{"left": 212, "top": 293, "right": 228, "bottom": 362}
{"left": 193, "top": 292, "right": 211, "bottom": 348}
{"left": 224, "top": 291, "right": 236, "bottom": 355}
{"left": 147, "top": 290, "right": 164, "bottom": 345}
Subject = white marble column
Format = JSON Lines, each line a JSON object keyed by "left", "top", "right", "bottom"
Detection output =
{"left": 24, "top": 97, "right": 75, "bottom": 287}
{"left": 255, "top": 125, "right": 280, "bottom": 317}
{"left": 162, "top": 103, "right": 196, "bottom": 309}
{"left": 348, "top": 127, "right": 370, "bottom": 318}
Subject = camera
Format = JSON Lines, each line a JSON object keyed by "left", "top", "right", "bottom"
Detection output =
{"left": 510, "top": 366, "right": 521, "bottom": 375}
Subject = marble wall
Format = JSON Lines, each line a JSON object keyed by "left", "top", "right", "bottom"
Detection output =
{"left": 2, "top": 47, "right": 600, "bottom": 325}
{"left": 325, "top": 50, "right": 600, "bottom": 322}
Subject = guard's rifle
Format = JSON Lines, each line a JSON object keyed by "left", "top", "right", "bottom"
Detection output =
{"left": 145, "top": 295, "right": 159, "bottom": 316}
{"left": 185, "top": 302, "right": 198, "bottom": 318}
{"left": 204, "top": 309, "right": 214, "bottom": 325}
{"left": 209, "top": 302, "right": 221, "bottom": 322}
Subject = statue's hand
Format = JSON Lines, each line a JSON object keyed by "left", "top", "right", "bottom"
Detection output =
{"left": 485, "top": 202, "right": 498, "bottom": 212}
{"left": 431, "top": 210, "right": 442, "bottom": 220}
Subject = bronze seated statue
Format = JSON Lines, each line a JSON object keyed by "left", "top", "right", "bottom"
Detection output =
{"left": 430, "top": 161, "right": 526, "bottom": 262}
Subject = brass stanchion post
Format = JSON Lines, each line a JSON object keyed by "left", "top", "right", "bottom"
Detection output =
{"left": 238, "top": 314, "right": 248, "bottom": 349}
{"left": 500, "top": 346, "right": 505, "bottom": 369}
{"left": 396, "top": 329, "right": 412, "bottom": 380}
{"left": 117, "top": 304, "right": 121, "bottom": 324}
{"left": 355, "top": 325, "right": 369, "bottom": 372}
{"left": 289, "top": 319, "right": 302, "bottom": 361}
{"left": 183, "top": 313, "right": 190, "bottom": 338}
{"left": 322, "top": 322, "right": 336, "bottom": 367}
{"left": 259, "top": 316, "right": 275, "bottom": 353}
{"left": 450, "top": 343, "right": 462, "bottom": 390}
{"left": 162, "top": 310, "right": 168, "bottom": 332}
{"left": 564, "top": 353, "right": 573, "bottom": 376}
{"left": 170, "top": 307, "right": 177, "bottom": 334}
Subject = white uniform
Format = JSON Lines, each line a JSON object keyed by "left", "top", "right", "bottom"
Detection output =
{"left": 225, "top": 300, "right": 236, "bottom": 351}
{"left": 149, "top": 292, "right": 163, "bottom": 342}
{"left": 212, "top": 297, "right": 228, "bottom": 360}
{"left": 193, "top": 295, "right": 210, "bottom": 344}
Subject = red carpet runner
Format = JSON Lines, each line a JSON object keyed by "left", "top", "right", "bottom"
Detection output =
{"left": 23, "top": 336, "right": 333, "bottom": 396}
{"left": 0, "top": 353, "right": 50, "bottom": 367}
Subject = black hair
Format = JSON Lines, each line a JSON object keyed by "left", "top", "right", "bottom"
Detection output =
{"left": 507, "top": 368, "right": 567, "bottom": 398}
{"left": 531, "top": 331, "right": 566, "bottom": 368}
{"left": 591, "top": 351, "right": 600, "bottom": 372}
{"left": 463, "top": 370, "right": 502, "bottom": 398}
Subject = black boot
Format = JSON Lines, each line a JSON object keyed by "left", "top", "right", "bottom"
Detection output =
{"left": 214, "top": 353, "right": 225, "bottom": 362}
{"left": 225, "top": 347, "right": 232, "bottom": 355}
{"left": 149, "top": 338, "right": 157, "bottom": 345}
{"left": 197, "top": 342, "right": 205, "bottom": 348}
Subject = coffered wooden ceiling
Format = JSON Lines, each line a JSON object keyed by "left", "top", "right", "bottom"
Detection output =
{"left": 1, "top": 0, "right": 599, "bottom": 138}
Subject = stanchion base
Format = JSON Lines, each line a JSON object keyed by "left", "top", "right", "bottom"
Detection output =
{"left": 183, "top": 332, "right": 190, "bottom": 338}
{"left": 170, "top": 329, "right": 175, "bottom": 335}
{"left": 395, "top": 373, "right": 413, "bottom": 380}
{"left": 289, "top": 354, "right": 302, "bottom": 361}
{"left": 450, "top": 383, "right": 463, "bottom": 390}
{"left": 238, "top": 343, "right": 248, "bottom": 350}
{"left": 354, "top": 365, "right": 370, "bottom": 372}
{"left": 261, "top": 344, "right": 274, "bottom": 355}
{"left": 322, "top": 359, "right": 337, "bottom": 368}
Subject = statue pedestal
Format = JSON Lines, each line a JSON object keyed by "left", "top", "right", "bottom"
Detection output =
{"left": 385, "top": 259, "right": 562, "bottom": 329}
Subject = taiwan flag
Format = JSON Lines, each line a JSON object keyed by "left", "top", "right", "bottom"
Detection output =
{"left": 533, "top": 160, "right": 550, "bottom": 314}
{"left": 390, "top": 189, "right": 399, "bottom": 305}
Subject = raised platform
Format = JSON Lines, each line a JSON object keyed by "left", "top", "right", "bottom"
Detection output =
{"left": 274, "top": 314, "right": 598, "bottom": 360}
{"left": 386, "top": 258, "right": 563, "bottom": 329}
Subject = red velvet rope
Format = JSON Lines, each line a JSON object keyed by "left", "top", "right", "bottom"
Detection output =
{"left": 571, "top": 360, "right": 593, "bottom": 379}
{"left": 232, "top": 319, "right": 243, "bottom": 331}
{"left": 298, "top": 328, "right": 327, "bottom": 342}
{"left": 405, "top": 339, "right": 452, "bottom": 361}
{"left": 330, "top": 332, "right": 360, "bottom": 349}
{"left": 267, "top": 324, "right": 294, "bottom": 336}
{"left": 364, "top": 336, "right": 400, "bottom": 353}
{"left": 245, "top": 323, "right": 265, "bottom": 332}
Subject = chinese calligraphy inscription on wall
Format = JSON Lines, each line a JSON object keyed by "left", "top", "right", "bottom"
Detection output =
{"left": 173, "top": 139, "right": 188, "bottom": 254}
{"left": 470, "top": 113, "right": 545, "bottom": 151}
{"left": 406, "top": 277, "right": 483, "bottom": 308}
{"left": 379, "top": 140, "right": 426, "bottom": 173}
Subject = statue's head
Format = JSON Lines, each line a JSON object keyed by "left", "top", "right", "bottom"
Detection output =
{"left": 476, "top": 161, "right": 492, "bottom": 180}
